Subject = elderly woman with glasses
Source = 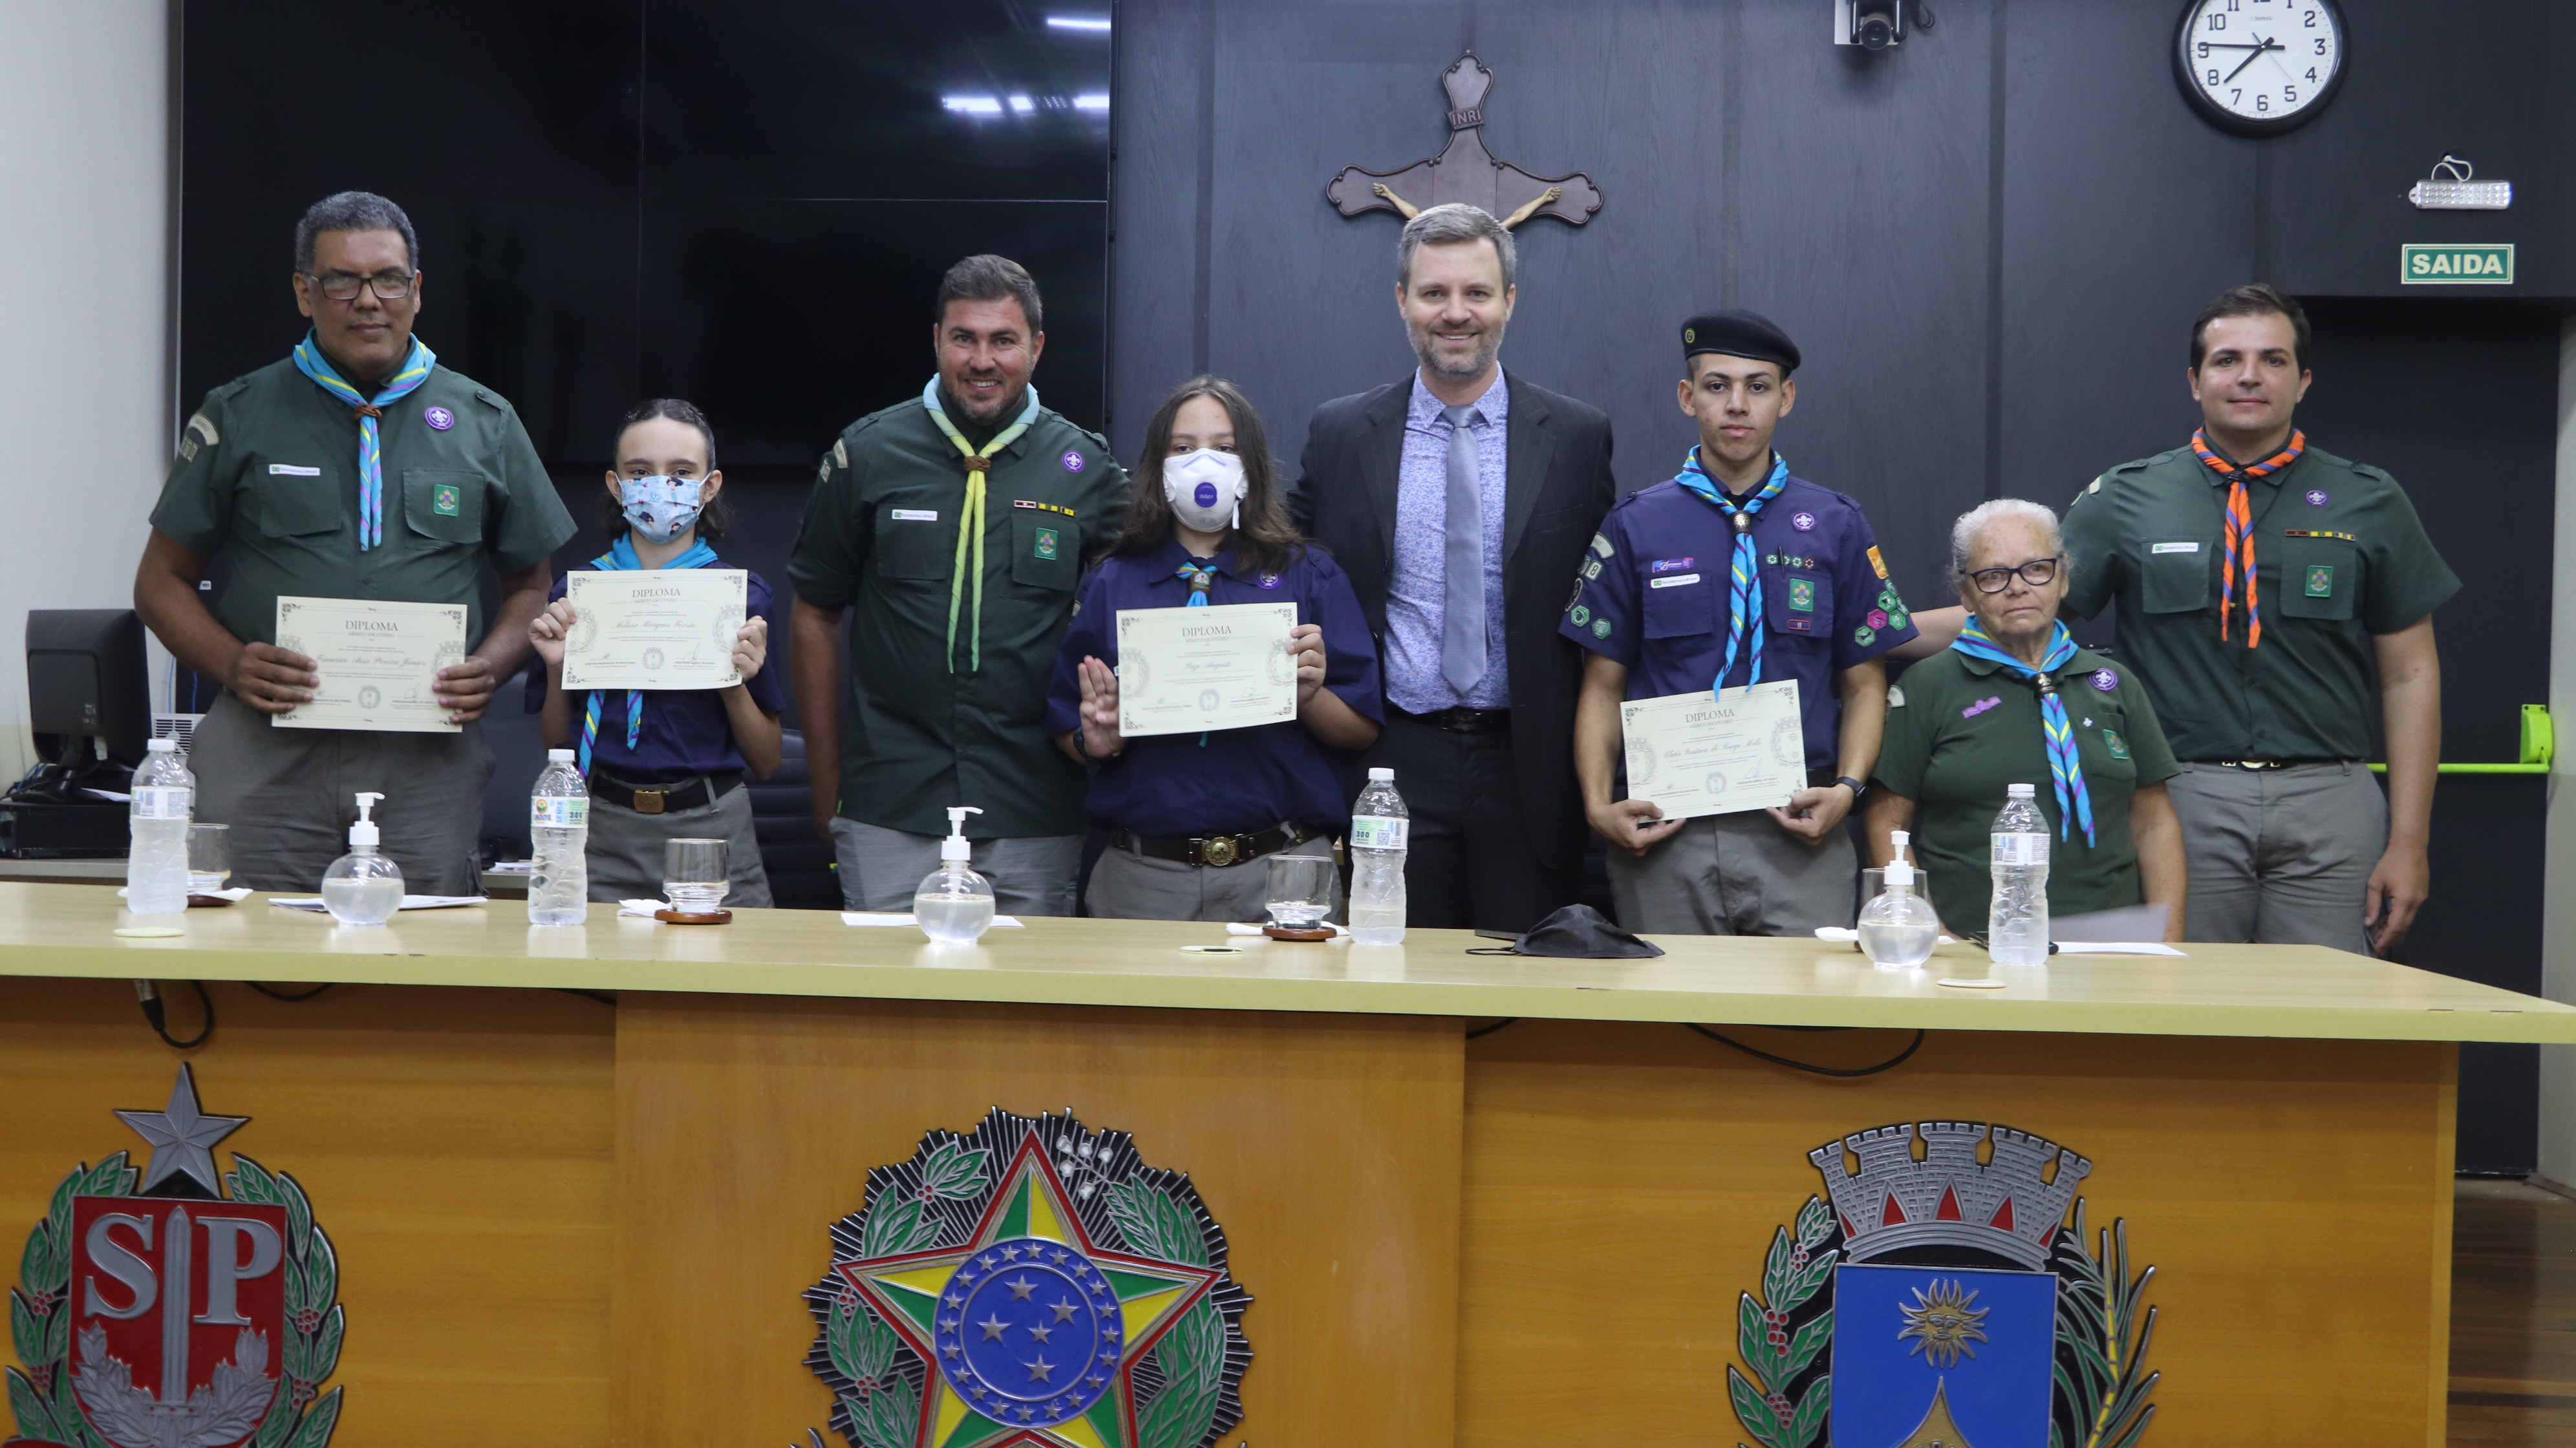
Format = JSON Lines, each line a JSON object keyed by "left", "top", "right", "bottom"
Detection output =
{"left": 1862, "top": 500, "right": 2187, "bottom": 940}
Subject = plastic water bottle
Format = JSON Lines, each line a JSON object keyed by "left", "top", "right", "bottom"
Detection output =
{"left": 125, "top": 738, "right": 193, "bottom": 915}
{"left": 529, "top": 749, "right": 590, "bottom": 925}
{"left": 1988, "top": 783, "right": 2051, "bottom": 966}
{"left": 915, "top": 806, "right": 996, "bottom": 942}
{"left": 1858, "top": 829, "right": 1940, "bottom": 970}
{"left": 1347, "top": 767, "right": 1409, "bottom": 945}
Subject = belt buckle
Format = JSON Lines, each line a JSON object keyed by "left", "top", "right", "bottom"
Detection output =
{"left": 636, "top": 788, "right": 667, "bottom": 815}
{"left": 1196, "top": 835, "right": 1241, "bottom": 868}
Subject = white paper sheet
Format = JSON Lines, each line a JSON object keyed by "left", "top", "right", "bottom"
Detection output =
{"left": 1113, "top": 602, "right": 1298, "bottom": 737}
{"left": 840, "top": 912, "right": 1025, "bottom": 928}
{"left": 269, "top": 895, "right": 489, "bottom": 912}
{"left": 562, "top": 569, "right": 747, "bottom": 691}
{"left": 1619, "top": 681, "right": 1806, "bottom": 820}
{"left": 272, "top": 596, "right": 467, "bottom": 733}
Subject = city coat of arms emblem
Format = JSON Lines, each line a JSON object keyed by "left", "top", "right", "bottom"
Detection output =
{"left": 802, "top": 1109, "right": 1252, "bottom": 1448}
{"left": 6, "top": 1065, "right": 344, "bottom": 1448}
{"left": 1729, "top": 1122, "right": 2159, "bottom": 1448}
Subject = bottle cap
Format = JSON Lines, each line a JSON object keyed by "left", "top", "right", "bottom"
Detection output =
{"left": 2008, "top": 782, "right": 2036, "bottom": 797}
{"left": 1368, "top": 767, "right": 1395, "bottom": 782}
{"left": 349, "top": 792, "right": 385, "bottom": 849}
{"left": 943, "top": 805, "right": 983, "bottom": 863}
{"left": 547, "top": 749, "right": 575, "bottom": 763}
{"left": 1884, "top": 830, "right": 1915, "bottom": 889}
{"left": 145, "top": 738, "right": 175, "bottom": 753}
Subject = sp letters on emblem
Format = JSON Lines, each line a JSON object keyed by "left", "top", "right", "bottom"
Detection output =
{"left": 1728, "top": 1121, "right": 2160, "bottom": 1448}
{"left": 1035, "top": 526, "right": 1060, "bottom": 561}
{"left": 804, "top": 1109, "right": 1252, "bottom": 1448}
{"left": 2305, "top": 564, "right": 2334, "bottom": 597}
{"left": 432, "top": 484, "right": 462, "bottom": 516}
{"left": 15, "top": 1064, "right": 347, "bottom": 1448}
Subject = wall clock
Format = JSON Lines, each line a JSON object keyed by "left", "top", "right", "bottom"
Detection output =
{"left": 2173, "top": 0, "right": 2346, "bottom": 136}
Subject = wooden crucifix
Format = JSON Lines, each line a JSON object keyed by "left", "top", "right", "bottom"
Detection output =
{"left": 1326, "top": 52, "right": 1604, "bottom": 229}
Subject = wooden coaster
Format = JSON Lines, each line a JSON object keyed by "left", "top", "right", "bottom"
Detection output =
{"left": 1261, "top": 924, "right": 1335, "bottom": 942}
{"left": 655, "top": 908, "right": 733, "bottom": 925}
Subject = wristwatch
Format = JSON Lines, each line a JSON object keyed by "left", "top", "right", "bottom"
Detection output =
{"left": 1833, "top": 775, "right": 1869, "bottom": 801}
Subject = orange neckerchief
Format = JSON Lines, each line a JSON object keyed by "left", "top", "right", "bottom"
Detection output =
{"left": 2191, "top": 428, "right": 2305, "bottom": 648}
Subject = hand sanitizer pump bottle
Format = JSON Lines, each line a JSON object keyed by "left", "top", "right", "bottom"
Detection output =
{"left": 914, "top": 806, "right": 996, "bottom": 943}
{"left": 322, "top": 793, "right": 405, "bottom": 926}
{"left": 1857, "top": 829, "right": 1940, "bottom": 970}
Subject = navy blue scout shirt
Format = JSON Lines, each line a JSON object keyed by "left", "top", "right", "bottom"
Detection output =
{"left": 1562, "top": 471, "right": 1916, "bottom": 770}
{"left": 1046, "top": 537, "right": 1382, "bottom": 837}
{"left": 523, "top": 564, "right": 786, "bottom": 782}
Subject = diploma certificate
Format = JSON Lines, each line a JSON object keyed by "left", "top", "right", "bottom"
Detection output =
{"left": 1618, "top": 679, "right": 1807, "bottom": 819}
{"left": 272, "top": 597, "right": 467, "bottom": 734}
{"left": 1115, "top": 602, "right": 1298, "bottom": 738}
{"left": 561, "top": 570, "right": 747, "bottom": 692}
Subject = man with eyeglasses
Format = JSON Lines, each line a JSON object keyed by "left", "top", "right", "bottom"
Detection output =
{"left": 1564, "top": 311, "right": 1916, "bottom": 935}
{"left": 133, "top": 191, "right": 574, "bottom": 893}
{"left": 2058, "top": 285, "right": 2456, "bottom": 954}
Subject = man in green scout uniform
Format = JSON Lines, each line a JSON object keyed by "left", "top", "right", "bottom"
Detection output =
{"left": 132, "top": 191, "right": 575, "bottom": 895}
{"left": 789, "top": 255, "right": 1129, "bottom": 914}
{"left": 2060, "top": 284, "right": 2456, "bottom": 955}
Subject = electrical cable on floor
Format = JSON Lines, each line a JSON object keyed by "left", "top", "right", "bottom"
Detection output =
{"left": 1686, "top": 1023, "right": 1926, "bottom": 1077}
{"left": 134, "top": 979, "right": 212, "bottom": 1049}
{"left": 248, "top": 981, "right": 334, "bottom": 1002}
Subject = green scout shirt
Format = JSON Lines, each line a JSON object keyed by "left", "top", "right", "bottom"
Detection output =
{"left": 1872, "top": 647, "right": 2180, "bottom": 934}
{"left": 2060, "top": 442, "right": 2458, "bottom": 761}
{"left": 788, "top": 393, "right": 1129, "bottom": 839}
{"left": 151, "top": 356, "right": 575, "bottom": 652}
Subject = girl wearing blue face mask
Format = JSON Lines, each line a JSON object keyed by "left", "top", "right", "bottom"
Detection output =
{"left": 1046, "top": 376, "right": 1383, "bottom": 922}
{"left": 526, "top": 398, "right": 784, "bottom": 906}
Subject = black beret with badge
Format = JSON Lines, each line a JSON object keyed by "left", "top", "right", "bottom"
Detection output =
{"left": 1680, "top": 308, "right": 1801, "bottom": 376}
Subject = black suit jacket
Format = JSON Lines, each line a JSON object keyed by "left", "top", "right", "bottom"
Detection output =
{"left": 1286, "top": 370, "right": 1616, "bottom": 871}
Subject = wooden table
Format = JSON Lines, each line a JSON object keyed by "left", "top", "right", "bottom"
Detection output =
{"left": 1, "top": 883, "right": 2566, "bottom": 1448}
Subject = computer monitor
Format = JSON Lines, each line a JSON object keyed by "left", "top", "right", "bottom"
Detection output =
{"left": 27, "top": 610, "right": 149, "bottom": 767}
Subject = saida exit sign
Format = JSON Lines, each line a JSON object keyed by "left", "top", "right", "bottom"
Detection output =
{"left": 2401, "top": 243, "right": 2515, "bottom": 285}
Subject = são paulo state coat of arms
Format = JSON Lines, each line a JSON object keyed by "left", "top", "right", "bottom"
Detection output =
{"left": 1730, "top": 1121, "right": 2159, "bottom": 1448}
{"left": 6, "top": 1065, "right": 345, "bottom": 1448}
{"left": 802, "top": 1109, "right": 1251, "bottom": 1448}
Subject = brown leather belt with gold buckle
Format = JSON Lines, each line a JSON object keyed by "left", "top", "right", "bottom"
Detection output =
{"left": 1112, "top": 822, "right": 1322, "bottom": 869}
{"left": 592, "top": 770, "right": 744, "bottom": 815}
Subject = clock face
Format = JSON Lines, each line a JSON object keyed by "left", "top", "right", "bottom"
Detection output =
{"left": 2173, "top": 0, "right": 2346, "bottom": 135}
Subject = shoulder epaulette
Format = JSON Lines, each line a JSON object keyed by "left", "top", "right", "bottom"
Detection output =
{"left": 472, "top": 387, "right": 508, "bottom": 412}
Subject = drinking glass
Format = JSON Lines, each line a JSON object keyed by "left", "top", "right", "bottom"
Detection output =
{"left": 1263, "top": 853, "right": 1335, "bottom": 929}
{"left": 662, "top": 838, "right": 729, "bottom": 914}
{"left": 186, "top": 824, "right": 230, "bottom": 897}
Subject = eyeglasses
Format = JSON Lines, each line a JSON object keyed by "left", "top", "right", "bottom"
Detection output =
{"left": 306, "top": 270, "right": 415, "bottom": 302}
{"left": 1965, "top": 557, "right": 2063, "bottom": 593}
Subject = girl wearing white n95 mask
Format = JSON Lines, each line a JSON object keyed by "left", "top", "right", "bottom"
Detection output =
{"left": 524, "top": 398, "right": 784, "bottom": 906}
{"left": 1045, "top": 376, "right": 1385, "bottom": 922}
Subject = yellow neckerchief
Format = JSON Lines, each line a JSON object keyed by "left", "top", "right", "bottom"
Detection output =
{"left": 920, "top": 378, "right": 1041, "bottom": 672}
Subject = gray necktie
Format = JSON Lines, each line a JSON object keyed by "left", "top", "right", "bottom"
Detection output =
{"left": 1439, "top": 403, "right": 1487, "bottom": 696}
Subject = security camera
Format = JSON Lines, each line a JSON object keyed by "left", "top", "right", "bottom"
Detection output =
{"left": 1834, "top": 0, "right": 1932, "bottom": 49}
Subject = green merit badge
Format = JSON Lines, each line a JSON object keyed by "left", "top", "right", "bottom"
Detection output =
{"left": 2305, "top": 564, "right": 2333, "bottom": 597}
{"left": 1591, "top": 617, "right": 1613, "bottom": 639}
{"left": 1570, "top": 605, "right": 1591, "bottom": 626}
{"left": 2105, "top": 729, "right": 2131, "bottom": 760}
{"left": 1788, "top": 578, "right": 1816, "bottom": 613}
{"left": 1035, "top": 526, "right": 1059, "bottom": 560}
{"left": 1853, "top": 624, "right": 1876, "bottom": 646}
{"left": 433, "top": 483, "right": 460, "bottom": 516}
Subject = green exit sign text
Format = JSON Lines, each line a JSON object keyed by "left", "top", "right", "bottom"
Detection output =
{"left": 2401, "top": 243, "right": 2515, "bottom": 285}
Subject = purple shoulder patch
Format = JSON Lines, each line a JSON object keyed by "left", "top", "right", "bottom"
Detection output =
{"left": 1061, "top": 449, "right": 1086, "bottom": 473}
{"left": 2090, "top": 668, "right": 2119, "bottom": 692}
{"left": 1790, "top": 511, "right": 1818, "bottom": 531}
{"left": 422, "top": 405, "right": 455, "bottom": 432}
{"left": 2304, "top": 489, "right": 2330, "bottom": 506}
{"left": 1258, "top": 572, "right": 1282, "bottom": 590}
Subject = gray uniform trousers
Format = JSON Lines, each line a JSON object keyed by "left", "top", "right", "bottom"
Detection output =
{"left": 1085, "top": 835, "right": 1337, "bottom": 923}
{"left": 2165, "top": 761, "right": 2384, "bottom": 955}
{"left": 1607, "top": 811, "right": 1860, "bottom": 936}
{"left": 191, "top": 691, "right": 493, "bottom": 896}
{"left": 582, "top": 781, "right": 772, "bottom": 907}
{"left": 830, "top": 818, "right": 1081, "bottom": 916}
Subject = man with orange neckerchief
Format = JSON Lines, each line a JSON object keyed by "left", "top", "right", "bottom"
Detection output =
{"left": 2057, "top": 285, "right": 2455, "bottom": 955}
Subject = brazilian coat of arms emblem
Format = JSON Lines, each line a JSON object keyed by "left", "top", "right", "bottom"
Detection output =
{"left": 1730, "top": 1121, "right": 2159, "bottom": 1448}
{"left": 6, "top": 1065, "right": 345, "bottom": 1448}
{"left": 802, "top": 1109, "right": 1251, "bottom": 1448}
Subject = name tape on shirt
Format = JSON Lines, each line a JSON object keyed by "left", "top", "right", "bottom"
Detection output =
{"left": 268, "top": 463, "right": 322, "bottom": 476}
{"left": 2151, "top": 541, "right": 2200, "bottom": 553}
{"left": 1648, "top": 573, "right": 1702, "bottom": 588}
{"left": 890, "top": 508, "right": 939, "bottom": 522}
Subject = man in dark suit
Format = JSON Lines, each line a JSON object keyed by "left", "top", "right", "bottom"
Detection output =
{"left": 1287, "top": 203, "right": 1616, "bottom": 932}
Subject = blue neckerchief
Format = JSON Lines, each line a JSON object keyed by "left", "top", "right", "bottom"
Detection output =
{"left": 1174, "top": 558, "right": 1220, "bottom": 744}
{"left": 1671, "top": 447, "right": 1790, "bottom": 692}
{"left": 1948, "top": 618, "right": 2096, "bottom": 847}
{"left": 577, "top": 535, "right": 722, "bottom": 775}
{"left": 290, "top": 331, "right": 436, "bottom": 551}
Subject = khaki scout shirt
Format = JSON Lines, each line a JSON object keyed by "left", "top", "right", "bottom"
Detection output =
{"left": 151, "top": 356, "right": 575, "bottom": 651}
{"left": 788, "top": 393, "right": 1130, "bottom": 839}
{"left": 2061, "top": 442, "right": 2458, "bottom": 762}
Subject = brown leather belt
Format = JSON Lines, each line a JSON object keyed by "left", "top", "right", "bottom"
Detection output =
{"left": 592, "top": 770, "right": 744, "bottom": 815}
{"left": 1111, "top": 822, "right": 1323, "bottom": 869}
